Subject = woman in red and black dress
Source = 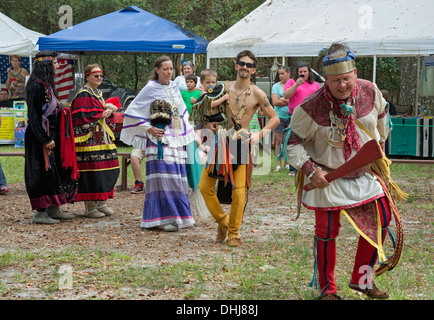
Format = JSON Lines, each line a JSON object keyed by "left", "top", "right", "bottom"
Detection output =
{"left": 70, "top": 64, "right": 120, "bottom": 218}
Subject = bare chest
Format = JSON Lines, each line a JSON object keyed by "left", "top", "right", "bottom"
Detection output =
{"left": 225, "top": 85, "right": 258, "bottom": 129}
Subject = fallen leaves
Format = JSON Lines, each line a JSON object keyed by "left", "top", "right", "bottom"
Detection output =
{"left": 0, "top": 178, "right": 432, "bottom": 300}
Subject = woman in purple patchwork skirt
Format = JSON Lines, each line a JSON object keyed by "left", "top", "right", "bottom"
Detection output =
{"left": 120, "top": 56, "right": 196, "bottom": 232}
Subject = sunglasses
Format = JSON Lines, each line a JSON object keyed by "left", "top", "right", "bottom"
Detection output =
{"left": 237, "top": 61, "right": 255, "bottom": 68}
{"left": 91, "top": 74, "right": 104, "bottom": 79}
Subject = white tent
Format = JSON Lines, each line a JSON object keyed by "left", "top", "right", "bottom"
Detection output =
{"left": 207, "top": 0, "right": 434, "bottom": 60}
{"left": 207, "top": 0, "right": 434, "bottom": 114}
{"left": 0, "top": 11, "right": 43, "bottom": 57}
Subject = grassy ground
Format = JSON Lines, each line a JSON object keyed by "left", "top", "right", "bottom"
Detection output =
{"left": 0, "top": 143, "right": 432, "bottom": 301}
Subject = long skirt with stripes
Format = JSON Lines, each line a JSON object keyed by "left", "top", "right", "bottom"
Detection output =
{"left": 74, "top": 142, "right": 120, "bottom": 201}
{"left": 141, "top": 139, "right": 195, "bottom": 229}
{"left": 71, "top": 89, "right": 120, "bottom": 202}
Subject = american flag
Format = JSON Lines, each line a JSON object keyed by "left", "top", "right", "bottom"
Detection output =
{"left": 0, "top": 55, "right": 74, "bottom": 101}
{"left": 0, "top": 55, "right": 30, "bottom": 87}
{"left": 55, "top": 59, "right": 74, "bottom": 103}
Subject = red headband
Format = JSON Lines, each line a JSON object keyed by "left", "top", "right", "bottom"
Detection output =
{"left": 85, "top": 70, "right": 103, "bottom": 76}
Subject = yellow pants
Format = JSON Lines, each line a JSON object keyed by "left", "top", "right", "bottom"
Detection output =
{"left": 199, "top": 165, "right": 247, "bottom": 239}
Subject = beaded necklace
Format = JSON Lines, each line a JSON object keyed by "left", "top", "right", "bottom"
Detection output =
{"left": 83, "top": 86, "right": 104, "bottom": 104}
{"left": 324, "top": 82, "right": 358, "bottom": 148}
{"left": 323, "top": 83, "right": 361, "bottom": 160}
{"left": 234, "top": 85, "right": 250, "bottom": 104}
{"left": 227, "top": 83, "right": 252, "bottom": 127}
{"left": 226, "top": 83, "right": 253, "bottom": 138}
{"left": 328, "top": 98, "right": 355, "bottom": 147}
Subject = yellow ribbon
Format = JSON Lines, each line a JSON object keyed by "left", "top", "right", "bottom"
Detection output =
{"left": 75, "top": 141, "right": 117, "bottom": 153}
{"left": 74, "top": 132, "right": 91, "bottom": 144}
{"left": 354, "top": 119, "right": 408, "bottom": 202}
{"left": 340, "top": 200, "right": 386, "bottom": 263}
{"left": 98, "top": 118, "right": 115, "bottom": 144}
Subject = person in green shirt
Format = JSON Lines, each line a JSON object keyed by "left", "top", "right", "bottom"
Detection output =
{"left": 181, "top": 74, "right": 202, "bottom": 114}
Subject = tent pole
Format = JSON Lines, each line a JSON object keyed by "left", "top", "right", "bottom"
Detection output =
{"left": 372, "top": 55, "right": 377, "bottom": 84}
{"left": 193, "top": 53, "right": 196, "bottom": 65}
{"left": 76, "top": 55, "right": 84, "bottom": 88}
{"left": 29, "top": 54, "right": 32, "bottom": 75}
{"left": 415, "top": 55, "right": 420, "bottom": 116}
{"left": 29, "top": 42, "right": 33, "bottom": 75}
{"left": 77, "top": 56, "right": 81, "bottom": 88}
{"left": 81, "top": 55, "right": 84, "bottom": 87}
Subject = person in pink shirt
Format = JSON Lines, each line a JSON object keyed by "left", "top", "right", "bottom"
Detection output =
{"left": 283, "top": 61, "right": 320, "bottom": 115}
{"left": 283, "top": 61, "right": 320, "bottom": 175}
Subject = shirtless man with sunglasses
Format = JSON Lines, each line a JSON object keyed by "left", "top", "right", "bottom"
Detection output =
{"left": 199, "top": 50, "right": 279, "bottom": 247}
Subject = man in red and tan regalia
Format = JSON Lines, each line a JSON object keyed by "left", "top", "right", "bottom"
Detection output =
{"left": 286, "top": 42, "right": 405, "bottom": 300}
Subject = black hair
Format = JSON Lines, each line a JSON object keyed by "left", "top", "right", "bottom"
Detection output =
{"left": 25, "top": 50, "right": 58, "bottom": 96}
{"left": 295, "top": 61, "right": 315, "bottom": 84}
{"left": 235, "top": 50, "right": 257, "bottom": 67}
{"left": 185, "top": 73, "right": 198, "bottom": 84}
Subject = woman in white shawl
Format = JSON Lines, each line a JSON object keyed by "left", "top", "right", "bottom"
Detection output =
{"left": 120, "top": 56, "right": 196, "bottom": 232}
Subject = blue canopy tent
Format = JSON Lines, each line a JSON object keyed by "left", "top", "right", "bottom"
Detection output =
{"left": 37, "top": 5, "right": 209, "bottom": 93}
{"left": 37, "top": 6, "right": 209, "bottom": 54}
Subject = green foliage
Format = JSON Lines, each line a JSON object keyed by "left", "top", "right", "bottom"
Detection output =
{"left": 0, "top": 0, "right": 265, "bottom": 93}
{"left": 356, "top": 57, "right": 401, "bottom": 92}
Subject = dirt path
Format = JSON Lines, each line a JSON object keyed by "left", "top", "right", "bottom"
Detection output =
{"left": 0, "top": 182, "right": 306, "bottom": 261}
{"left": 0, "top": 178, "right": 431, "bottom": 300}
